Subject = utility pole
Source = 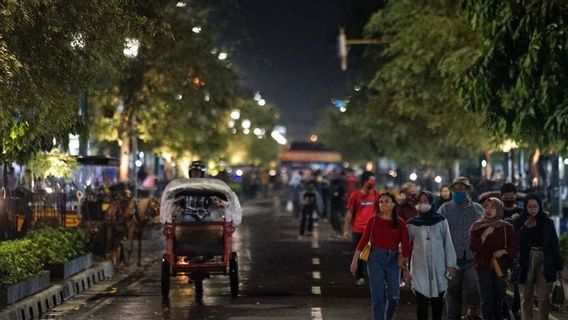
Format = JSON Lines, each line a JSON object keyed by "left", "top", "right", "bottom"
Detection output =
{"left": 338, "top": 27, "right": 389, "bottom": 71}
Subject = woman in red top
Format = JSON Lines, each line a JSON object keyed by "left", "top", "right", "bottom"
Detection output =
{"left": 469, "top": 197, "right": 517, "bottom": 320}
{"left": 350, "top": 192, "right": 411, "bottom": 320}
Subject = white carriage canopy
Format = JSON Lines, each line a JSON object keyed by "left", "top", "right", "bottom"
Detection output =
{"left": 160, "top": 178, "right": 242, "bottom": 227}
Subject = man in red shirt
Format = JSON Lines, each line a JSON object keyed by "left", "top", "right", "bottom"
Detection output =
{"left": 343, "top": 171, "right": 378, "bottom": 286}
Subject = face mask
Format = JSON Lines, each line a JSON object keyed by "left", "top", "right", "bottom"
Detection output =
{"left": 367, "top": 181, "right": 376, "bottom": 189}
{"left": 379, "top": 202, "right": 393, "bottom": 213}
{"left": 453, "top": 191, "right": 467, "bottom": 205}
{"left": 418, "top": 203, "right": 431, "bottom": 213}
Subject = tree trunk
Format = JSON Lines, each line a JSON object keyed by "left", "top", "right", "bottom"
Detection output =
{"left": 530, "top": 148, "right": 541, "bottom": 187}
{"left": 483, "top": 149, "right": 492, "bottom": 181}
{"left": 119, "top": 129, "right": 131, "bottom": 182}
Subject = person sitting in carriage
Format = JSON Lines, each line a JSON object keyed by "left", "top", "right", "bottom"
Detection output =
{"left": 175, "top": 161, "right": 227, "bottom": 223}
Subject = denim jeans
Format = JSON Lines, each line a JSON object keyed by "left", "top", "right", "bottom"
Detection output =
{"left": 367, "top": 247, "right": 400, "bottom": 320}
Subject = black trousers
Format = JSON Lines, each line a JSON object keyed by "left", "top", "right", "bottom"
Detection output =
{"left": 299, "top": 208, "right": 314, "bottom": 235}
{"left": 416, "top": 291, "right": 445, "bottom": 320}
{"left": 478, "top": 268, "right": 506, "bottom": 320}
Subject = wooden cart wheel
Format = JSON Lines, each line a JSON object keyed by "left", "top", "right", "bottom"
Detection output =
{"left": 229, "top": 252, "right": 239, "bottom": 297}
{"left": 161, "top": 257, "right": 170, "bottom": 298}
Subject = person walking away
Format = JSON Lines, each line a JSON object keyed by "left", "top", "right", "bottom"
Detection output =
{"left": 288, "top": 171, "right": 303, "bottom": 219}
{"left": 516, "top": 193, "right": 564, "bottom": 320}
{"left": 438, "top": 176, "right": 483, "bottom": 320}
{"left": 299, "top": 182, "right": 318, "bottom": 239}
{"left": 343, "top": 171, "right": 378, "bottom": 286}
{"left": 396, "top": 182, "right": 419, "bottom": 222}
{"left": 407, "top": 191, "right": 457, "bottom": 320}
{"left": 470, "top": 197, "right": 518, "bottom": 320}
{"left": 433, "top": 184, "right": 452, "bottom": 213}
{"left": 500, "top": 183, "right": 523, "bottom": 319}
{"left": 329, "top": 175, "right": 346, "bottom": 238}
{"left": 351, "top": 192, "right": 411, "bottom": 320}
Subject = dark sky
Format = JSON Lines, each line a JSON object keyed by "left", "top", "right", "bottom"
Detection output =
{"left": 206, "top": 0, "right": 381, "bottom": 141}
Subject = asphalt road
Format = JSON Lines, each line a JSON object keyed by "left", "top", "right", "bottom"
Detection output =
{"left": 45, "top": 196, "right": 418, "bottom": 320}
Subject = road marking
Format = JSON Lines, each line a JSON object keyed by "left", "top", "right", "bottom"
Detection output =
{"left": 311, "top": 307, "right": 323, "bottom": 320}
{"left": 311, "top": 286, "right": 321, "bottom": 295}
{"left": 312, "top": 258, "right": 320, "bottom": 265}
{"left": 311, "top": 240, "right": 319, "bottom": 249}
{"left": 312, "top": 271, "right": 321, "bottom": 280}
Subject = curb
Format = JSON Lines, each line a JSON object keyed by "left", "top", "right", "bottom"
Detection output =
{"left": 0, "top": 261, "right": 113, "bottom": 320}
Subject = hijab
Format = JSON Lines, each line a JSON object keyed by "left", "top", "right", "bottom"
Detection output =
{"left": 470, "top": 197, "right": 508, "bottom": 232}
{"left": 522, "top": 192, "right": 547, "bottom": 228}
{"left": 407, "top": 191, "right": 445, "bottom": 227}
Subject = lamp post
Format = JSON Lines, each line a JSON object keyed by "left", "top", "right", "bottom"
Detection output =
{"left": 123, "top": 38, "right": 140, "bottom": 197}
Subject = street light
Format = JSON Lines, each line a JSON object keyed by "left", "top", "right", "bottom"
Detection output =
{"left": 409, "top": 173, "right": 418, "bottom": 181}
{"left": 257, "top": 99, "right": 266, "bottom": 106}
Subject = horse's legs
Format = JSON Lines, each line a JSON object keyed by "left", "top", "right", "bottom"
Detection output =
{"left": 137, "top": 228, "right": 142, "bottom": 267}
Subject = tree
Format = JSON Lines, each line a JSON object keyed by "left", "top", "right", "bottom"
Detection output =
{"left": 0, "top": 0, "right": 149, "bottom": 163}
{"left": 461, "top": 0, "right": 568, "bottom": 149}
{"left": 87, "top": 1, "right": 239, "bottom": 181}
{"left": 322, "top": 0, "right": 495, "bottom": 168}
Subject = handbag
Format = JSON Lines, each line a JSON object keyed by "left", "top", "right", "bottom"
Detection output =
{"left": 552, "top": 279, "right": 565, "bottom": 306}
{"left": 359, "top": 218, "right": 376, "bottom": 262}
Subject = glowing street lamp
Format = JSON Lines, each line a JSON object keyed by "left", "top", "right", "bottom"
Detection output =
{"left": 241, "top": 119, "right": 251, "bottom": 129}
{"left": 230, "top": 109, "right": 240, "bottom": 120}
{"left": 257, "top": 99, "right": 266, "bottom": 106}
{"left": 409, "top": 173, "right": 418, "bottom": 181}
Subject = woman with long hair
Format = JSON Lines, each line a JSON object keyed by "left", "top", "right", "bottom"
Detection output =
{"left": 350, "top": 192, "right": 411, "bottom": 320}
{"left": 516, "top": 193, "right": 564, "bottom": 320}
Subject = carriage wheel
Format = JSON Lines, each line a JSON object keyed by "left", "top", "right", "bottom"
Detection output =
{"left": 195, "top": 278, "right": 204, "bottom": 302}
{"left": 161, "top": 258, "right": 170, "bottom": 298}
{"left": 229, "top": 252, "right": 239, "bottom": 297}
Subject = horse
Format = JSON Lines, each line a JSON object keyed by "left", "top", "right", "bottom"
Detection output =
{"left": 104, "top": 196, "right": 134, "bottom": 267}
{"left": 125, "top": 196, "right": 160, "bottom": 267}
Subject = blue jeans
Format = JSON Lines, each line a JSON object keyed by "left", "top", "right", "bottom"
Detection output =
{"left": 367, "top": 247, "right": 400, "bottom": 320}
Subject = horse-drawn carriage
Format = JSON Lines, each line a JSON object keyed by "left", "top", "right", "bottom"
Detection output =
{"left": 160, "top": 178, "right": 242, "bottom": 301}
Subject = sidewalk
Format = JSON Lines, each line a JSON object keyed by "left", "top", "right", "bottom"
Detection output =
{"left": 0, "top": 225, "right": 164, "bottom": 320}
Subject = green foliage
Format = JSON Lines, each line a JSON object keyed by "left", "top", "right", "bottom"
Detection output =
{"left": 27, "top": 227, "right": 87, "bottom": 265}
{"left": 322, "top": 0, "right": 494, "bottom": 165}
{"left": 0, "top": 0, "right": 153, "bottom": 163}
{"left": 0, "top": 239, "right": 43, "bottom": 286}
{"left": 461, "top": 0, "right": 568, "bottom": 148}
{"left": 27, "top": 149, "right": 78, "bottom": 179}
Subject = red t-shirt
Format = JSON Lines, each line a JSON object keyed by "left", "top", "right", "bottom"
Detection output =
{"left": 347, "top": 190, "right": 379, "bottom": 233}
{"left": 356, "top": 216, "right": 411, "bottom": 258}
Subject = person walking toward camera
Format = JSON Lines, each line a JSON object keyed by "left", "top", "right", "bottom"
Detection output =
{"left": 351, "top": 192, "right": 411, "bottom": 320}
{"left": 516, "top": 193, "right": 564, "bottom": 320}
{"left": 470, "top": 197, "right": 517, "bottom": 320}
{"left": 343, "top": 171, "right": 379, "bottom": 286}
{"left": 438, "top": 177, "right": 483, "bottom": 320}
{"left": 407, "top": 191, "right": 457, "bottom": 320}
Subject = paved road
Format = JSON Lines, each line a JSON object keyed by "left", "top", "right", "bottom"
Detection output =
{"left": 47, "top": 196, "right": 416, "bottom": 320}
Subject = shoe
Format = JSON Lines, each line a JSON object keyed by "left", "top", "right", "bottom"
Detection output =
{"left": 355, "top": 278, "right": 365, "bottom": 286}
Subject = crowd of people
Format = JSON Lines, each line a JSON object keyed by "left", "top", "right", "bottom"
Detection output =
{"left": 288, "top": 170, "right": 565, "bottom": 320}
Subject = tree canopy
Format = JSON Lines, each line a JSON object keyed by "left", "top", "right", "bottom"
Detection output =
{"left": 461, "top": 0, "right": 568, "bottom": 149}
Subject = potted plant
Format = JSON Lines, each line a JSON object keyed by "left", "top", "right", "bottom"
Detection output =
{"left": 0, "top": 239, "right": 49, "bottom": 307}
{"left": 28, "top": 227, "right": 91, "bottom": 279}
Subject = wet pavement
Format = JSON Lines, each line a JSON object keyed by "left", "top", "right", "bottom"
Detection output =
{"left": 42, "top": 196, "right": 568, "bottom": 320}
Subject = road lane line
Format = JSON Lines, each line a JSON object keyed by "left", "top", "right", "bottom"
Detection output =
{"left": 312, "top": 271, "right": 321, "bottom": 280}
{"left": 311, "top": 307, "right": 323, "bottom": 320}
{"left": 311, "top": 240, "right": 319, "bottom": 249}
{"left": 311, "top": 286, "right": 321, "bottom": 295}
{"left": 312, "top": 258, "right": 320, "bottom": 265}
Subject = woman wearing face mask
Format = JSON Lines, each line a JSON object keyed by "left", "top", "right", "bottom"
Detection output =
{"left": 516, "top": 193, "right": 564, "bottom": 320}
{"left": 407, "top": 191, "right": 457, "bottom": 320}
{"left": 350, "top": 192, "right": 411, "bottom": 320}
{"left": 470, "top": 198, "right": 517, "bottom": 320}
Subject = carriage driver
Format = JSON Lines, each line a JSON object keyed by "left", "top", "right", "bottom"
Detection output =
{"left": 177, "top": 161, "right": 225, "bottom": 222}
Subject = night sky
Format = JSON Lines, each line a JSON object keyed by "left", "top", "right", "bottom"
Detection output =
{"left": 206, "top": 0, "right": 381, "bottom": 141}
